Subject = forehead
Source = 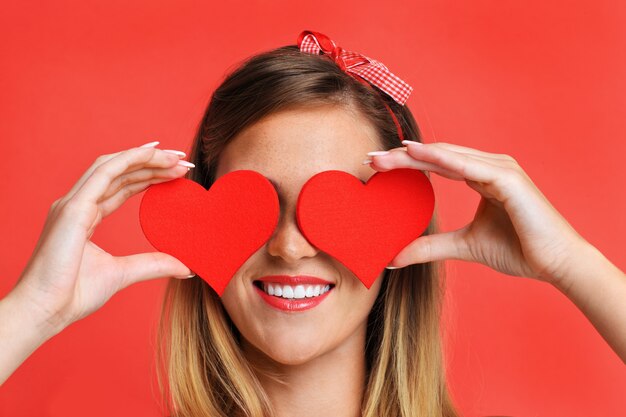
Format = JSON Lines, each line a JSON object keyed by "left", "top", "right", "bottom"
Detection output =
{"left": 215, "top": 105, "right": 382, "bottom": 194}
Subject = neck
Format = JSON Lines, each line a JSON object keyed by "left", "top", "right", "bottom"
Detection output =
{"left": 241, "top": 323, "right": 368, "bottom": 417}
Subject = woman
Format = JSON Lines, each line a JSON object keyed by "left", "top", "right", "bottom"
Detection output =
{"left": 0, "top": 31, "right": 624, "bottom": 416}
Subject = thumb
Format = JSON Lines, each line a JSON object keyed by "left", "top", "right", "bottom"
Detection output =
{"left": 386, "top": 228, "right": 469, "bottom": 268}
{"left": 116, "top": 252, "right": 196, "bottom": 289}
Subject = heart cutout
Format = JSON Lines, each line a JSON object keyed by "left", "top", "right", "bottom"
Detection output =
{"left": 296, "top": 168, "right": 435, "bottom": 288}
{"left": 138, "top": 170, "right": 279, "bottom": 296}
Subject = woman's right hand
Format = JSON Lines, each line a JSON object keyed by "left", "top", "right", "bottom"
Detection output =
{"left": 10, "top": 141, "right": 197, "bottom": 334}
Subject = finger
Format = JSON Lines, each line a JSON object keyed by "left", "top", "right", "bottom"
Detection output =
{"left": 422, "top": 141, "right": 516, "bottom": 161}
{"left": 62, "top": 141, "right": 160, "bottom": 202}
{"left": 366, "top": 148, "right": 466, "bottom": 180}
{"left": 437, "top": 149, "right": 521, "bottom": 172}
{"left": 100, "top": 163, "right": 190, "bottom": 201}
{"left": 97, "top": 171, "right": 188, "bottom": 218}
{"left": 62, "top": 153, "right": 121, "bottom": 202}
{"left": 386, "top": 227, "right": 471, "bottom": 266}
{"left": 400, "top": 141, "right": 508, "bottom": 184}
{"left": 115, "top": 252, "right": 196, "bottom": 290}
{"left": 72, "top": 146, "right": 186, "bottom": 204}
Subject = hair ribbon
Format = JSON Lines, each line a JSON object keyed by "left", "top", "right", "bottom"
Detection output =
{"left": 297, "top": 30, "right": 413, "bottom": 141}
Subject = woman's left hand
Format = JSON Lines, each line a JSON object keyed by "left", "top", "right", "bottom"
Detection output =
{"left": 367, "top": 140, "right": 590, "bottom": 287}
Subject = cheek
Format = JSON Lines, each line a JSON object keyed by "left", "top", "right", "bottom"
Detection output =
{"left": 219, "top": 274, "right": 254, "bottom": 334}
{"left": 337, "top": 272, "right": 385, "bottom": 320}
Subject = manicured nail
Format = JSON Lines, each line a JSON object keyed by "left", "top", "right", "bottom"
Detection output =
{"left": 367, "top": 151, "right": 390, "bottom": 156}
{"left": 402, "top": 140, "right": 423, "bottom": 146}
{"left": 174, "top": 271, "right": 196, "bottom": 278}
{"left": 362, "top": 159, "right": 373, "bottom": 165}
{"left": 177, "top": 160, "right": 195, "bottom": 168}
{"left": 140, "top": 141, "right": 160, "bottom": 148}
{"left": 385, "top": 266, "right": 402, "bottom": 269}
{"left": 163, "top": 149, "right": 186, "bottom": 157}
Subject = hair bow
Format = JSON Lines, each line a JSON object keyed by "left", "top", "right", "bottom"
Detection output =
{"left": 297, "top": 30, "right": 413, "bottom": 106}
{"left": 297, "top": 30, "right": 411, "bottom": 141}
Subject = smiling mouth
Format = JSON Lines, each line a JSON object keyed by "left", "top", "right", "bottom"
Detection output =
{"left": 253, "top": 281, "right": 335, "bottom": 299}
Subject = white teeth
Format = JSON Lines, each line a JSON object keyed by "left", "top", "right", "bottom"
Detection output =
{"left": 305, "top": 286, "right": 314, "bottom": 297}
{"left": 261, "top": 283, "right": 332, "bottom": 299}
{"left": 282, "top": 286, "right": 294, "bottom": 299}
{"left": 294, "top": 285, "right": 306, "bottom": 299}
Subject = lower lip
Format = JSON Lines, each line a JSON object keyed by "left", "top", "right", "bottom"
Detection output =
{"left": 253, "top": 284, "right": 333, "bottom": 312}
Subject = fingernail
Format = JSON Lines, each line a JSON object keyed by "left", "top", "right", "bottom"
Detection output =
{"left": 402, "top": 140, "right": 422, "bottom": 146}
{"left": 385, "top": 266, "right": 402, "bottom": 269}
{"left": 163, "top": 149, "right": 186, "bottom": 157}
{"left": 177, "top": 160, "right": 195, "bottom": 168}
{"left": 367, "top": 151, "right": 390, "bottom": 156}
{"left": 174, "top": 271, "right": 196, "bottom": 278}
{"left": 140, "top": 141, "right": 160, "bottom": 148}
{"left": 362, "top": 159, "right": 373, "bottom": 165}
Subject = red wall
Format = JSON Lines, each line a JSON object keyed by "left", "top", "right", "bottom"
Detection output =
{"left": 1, "top": 1, "right": 624, "bottom": 416}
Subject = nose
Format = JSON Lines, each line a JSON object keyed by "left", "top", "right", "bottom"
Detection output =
{"left": 265, "top": 206, "right": 319, "bottom": 263}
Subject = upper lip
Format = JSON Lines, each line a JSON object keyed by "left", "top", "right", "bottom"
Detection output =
{"left": 254, "top": 275, "right": 335, "bottom": 286}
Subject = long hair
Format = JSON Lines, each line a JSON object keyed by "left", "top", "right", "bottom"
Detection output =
{"left": 154, "top": 44, "right": 461, "bottom": 417}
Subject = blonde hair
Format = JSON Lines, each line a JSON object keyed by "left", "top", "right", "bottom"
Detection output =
{"left": 154, "top": 45, "right": 461, "bottom": 417}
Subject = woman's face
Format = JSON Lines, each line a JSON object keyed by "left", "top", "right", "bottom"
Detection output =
{"left": 216, "top": 104, "right": 385, "bottom": 366}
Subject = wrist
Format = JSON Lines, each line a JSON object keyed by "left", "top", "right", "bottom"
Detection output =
{"left": 548, "top": 239, "right": 614, "bottom": 294}
{"left": 3, "top": 285, "right": 70, "bottom": 339}
{"left": 0, "top": 288, "right": 68, "bottom": 385}
{"left": 545, "top": 240, "right": 626, "bottom": 362}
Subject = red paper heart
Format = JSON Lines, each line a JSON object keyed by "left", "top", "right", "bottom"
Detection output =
{"left": 138, "top": 170, "right": 279, "bottom": 296}
{"left": 296, "top": 168, "right": 435, "bottom": 288}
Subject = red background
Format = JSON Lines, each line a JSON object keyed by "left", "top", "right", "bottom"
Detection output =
{"left": 1, "top": 1, "right": 624, "bottom": 416}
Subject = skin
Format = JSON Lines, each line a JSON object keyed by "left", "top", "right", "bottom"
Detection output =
{"left": 371, "top": 140, "right": 626, "bottom": 367}
{"left": 215, "top": 105, "right": 384, "bottom": 417}
{"left": 0, "top": 103, "right": 624, "bottom": 417}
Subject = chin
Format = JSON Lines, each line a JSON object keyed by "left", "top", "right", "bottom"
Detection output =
{"left": 249, "top": 321, "right": 330, "bottom": 366}
{"left": 256, "top": 336, "right": 325, "bottom": 366}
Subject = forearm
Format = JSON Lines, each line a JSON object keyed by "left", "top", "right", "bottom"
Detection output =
{"left": 0, "top": 288, "right": 65, "bottom": 385}
{"left": 552, "top": 241, "right": 626, "bottom": 363}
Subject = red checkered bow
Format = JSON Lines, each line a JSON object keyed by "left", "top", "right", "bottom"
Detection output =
{"left": 297, "top": 30, "right": 412, "bottom": 141}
